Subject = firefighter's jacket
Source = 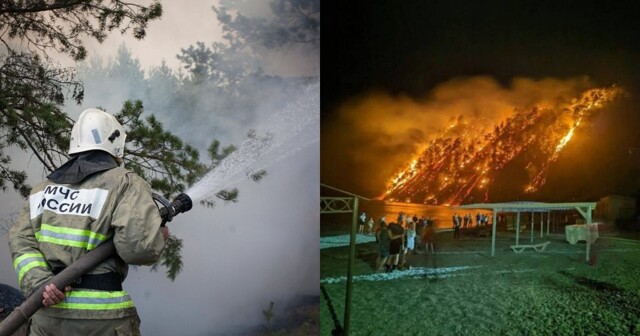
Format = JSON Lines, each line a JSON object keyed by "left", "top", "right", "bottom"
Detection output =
{"left": 9, "top": 160, "right": 165, "bottom": 320}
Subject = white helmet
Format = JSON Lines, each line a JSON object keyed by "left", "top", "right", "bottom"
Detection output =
{"left": 69, "top": 108, "right": 127, "bottom": 158}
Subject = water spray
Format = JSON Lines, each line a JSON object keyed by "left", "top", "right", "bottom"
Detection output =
{"left": 185, "top": 82, "right": 319, "bottom": 202}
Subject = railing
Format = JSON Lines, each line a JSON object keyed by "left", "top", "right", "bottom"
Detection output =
{"left": 321, "top": 197, "right": 356, "bottom": 214}
{"left": 320, "top": 184, "right": 371, "bottom": 336}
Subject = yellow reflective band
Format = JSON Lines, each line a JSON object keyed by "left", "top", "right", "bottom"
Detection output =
{"left": 13, "top": 252, "right": 45, "bottom": 269}
{"left": 13, "top": 253, "right": 48, "bottom": 284}
{"left": 41, "top": 223, "right": 107, "bottom": 241}
{"left": 17, "top": 261, "right": 48, "bottom": 284}
{"left": 37, "top": 224, "right": 108, "bottom": 250}
{"left": 53, "top": 291, "right": 134, "bottom": 310}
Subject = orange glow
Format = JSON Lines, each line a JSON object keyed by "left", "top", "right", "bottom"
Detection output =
{"left": 382, "top": 86, "right": 623, "bottom": 204}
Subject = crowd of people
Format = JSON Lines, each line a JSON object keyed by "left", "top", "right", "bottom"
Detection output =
{"left": 452, "top": 212, "right": 492, "bottom": 239}
{"left": 357, "top": 210, "right": 492, "bottom": 273}
{"left": 370, "top": 212, "right": 436, "bottom": 272}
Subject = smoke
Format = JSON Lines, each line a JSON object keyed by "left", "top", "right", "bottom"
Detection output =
{"left": 127, "top": 140, "right": 319, "bottom": 335}
{"left": 55, "top": 2, "right": 224, "bottom": 72}
{"left": 322, "top": 76, "right": 593, "bottom": 197}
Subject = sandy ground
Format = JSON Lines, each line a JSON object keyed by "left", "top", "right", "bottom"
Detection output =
{"left": 320, "top": 228, "right": 640, "bottom": 335}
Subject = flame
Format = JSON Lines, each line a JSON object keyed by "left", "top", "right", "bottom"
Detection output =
{"left": 555, "top": 127, "right": 575, "bottom": 153}
{"left": 382, "top": 86, "right": 622, "bottom": 204}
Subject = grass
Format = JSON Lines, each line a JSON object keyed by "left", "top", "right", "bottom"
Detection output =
{"left": 320, "top": 228, "right": 640, "bottom": 335}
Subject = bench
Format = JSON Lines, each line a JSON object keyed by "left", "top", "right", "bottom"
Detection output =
{"left": 510, "top": 241, "right": 550, "bottom": 254}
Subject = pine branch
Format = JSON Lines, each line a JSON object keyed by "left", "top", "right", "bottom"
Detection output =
{"left": 159, "top": 235, "right": 183, "bottom": 282}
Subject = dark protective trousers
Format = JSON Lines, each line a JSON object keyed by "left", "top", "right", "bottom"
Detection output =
{"left": 29, "top": 313, "right": 141, "bottom": 336}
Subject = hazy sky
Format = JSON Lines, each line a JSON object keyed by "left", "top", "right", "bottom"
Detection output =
{"left": 42, "top": 1, "right": 221, "bottom": 72}
{"left": 70, "top": 0, "right": 316, "bottom": 77}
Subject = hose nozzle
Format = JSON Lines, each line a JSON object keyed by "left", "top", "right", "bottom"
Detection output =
{"left": 153, "top": 193, "right": 193, "bottom": 225}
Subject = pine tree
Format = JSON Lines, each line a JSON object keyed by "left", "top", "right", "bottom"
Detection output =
{"left": 0, "top": 0, "right": 163, "bottom": 195}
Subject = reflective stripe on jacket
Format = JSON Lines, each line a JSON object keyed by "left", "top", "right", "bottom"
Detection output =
{"left": 13, "top": 252, "right": 47, "bottom": 285}
{"left": 52, "top": 290, "right": 134, "bottom": 310}
{"left": 9, "top": 166, "right": 165, "bottom": 319}
{"left": 35, "top": 223, "right": 108, "bottom": 250}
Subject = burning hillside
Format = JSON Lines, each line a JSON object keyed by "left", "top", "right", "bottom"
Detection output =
{"left": 382, "top": 86, "right": 623, "bottom": 205}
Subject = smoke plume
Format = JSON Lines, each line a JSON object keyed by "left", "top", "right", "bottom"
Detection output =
{"left": 322, "top": 76, "right": 595, "bottom": 198}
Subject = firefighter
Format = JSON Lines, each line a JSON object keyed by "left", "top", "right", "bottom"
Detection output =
{"left": 9, "top": 108, "right": 168, "bottom": 335}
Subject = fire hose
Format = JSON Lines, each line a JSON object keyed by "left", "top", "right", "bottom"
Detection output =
{"left": 0, "top": 193, "right": 192, "bottom": 336}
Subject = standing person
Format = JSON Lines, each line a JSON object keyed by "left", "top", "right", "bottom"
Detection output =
{"left": 419, "top": 216, "right": 427, "bottom": 231}
{"left": 379, "top": 215, "right": 387, "bottom": 226}
{"left": 412, "top": 214, "right": 419, "bottom": 224}
{"left": 422, "top": 222, "right": 435, "bottom": 254}
{"left": 402, "top": 222, "right": 417, "bottom": 268}
{"left": 8, "top": 108, "right": 169, "bottom": 335}
{"left": 416, "top": 217, "right": 425, "bottom": 247}
{"left": 453, "top": 214, "right": 461, "bottom": 240}
{"left": 367, "top": 217, "right": 375, "bottom": 235}
{"left": 385, "top": 222, "right": 405, "bottom": 272}
{"left": 358, "top": 211, "right": 366, "bottom": 234}
{"left": 375, "top": 222, "right": 391, "bottom": 272}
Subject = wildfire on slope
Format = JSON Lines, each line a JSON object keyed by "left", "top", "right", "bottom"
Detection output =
{"left": 381, "top": 86, "right": 623, "bottom": 205}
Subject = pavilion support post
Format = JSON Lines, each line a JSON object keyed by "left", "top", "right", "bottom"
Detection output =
{"left": 530, "top": 211, "right": 534, "bottom": 243}
{"left": 585, "top": 206, "right": 593, "bottom": 262}
{"left": 547, "top": 211, "right": 550, "bottom": 235}
{"left": 540, "top": 212, "right": 544, "bottom": 238}
{"left": 491, "top": 209, "right": 498, "bottom": 257}
{"left": 585, "top": 226, "right": 590, "bottom": 260}
{"left": 516, "top": 212, "right": 521, "bottom": 245}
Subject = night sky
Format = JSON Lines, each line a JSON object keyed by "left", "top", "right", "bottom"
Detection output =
{"left": 321, "top": 1, "right": 640, "bottom": 202}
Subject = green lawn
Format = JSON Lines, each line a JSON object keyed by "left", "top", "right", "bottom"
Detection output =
{"left": 321, "top": 231, "right": 640, "bottom": 335}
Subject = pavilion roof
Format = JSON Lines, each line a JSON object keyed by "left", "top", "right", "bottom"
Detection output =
{"left": 459, "top": 201, "right": 597, "bottom": 212}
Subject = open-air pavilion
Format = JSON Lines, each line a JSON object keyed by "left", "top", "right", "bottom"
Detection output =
{"left": 459, "top": 201, "right": 598, "bottom": 260}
